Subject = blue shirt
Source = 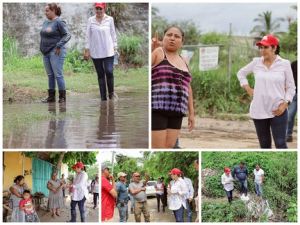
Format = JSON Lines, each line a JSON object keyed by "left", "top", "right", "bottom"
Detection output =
{"left": 40, "top": 17, "right": 71, "bottom": 55}
{"left": 231, "top": 166, "right": 249, "bottom": 180}
{"left": 116, "top": 182, "right": 128, "bottom": 204}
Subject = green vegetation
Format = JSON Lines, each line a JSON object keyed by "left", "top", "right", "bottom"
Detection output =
{"left": 3, "top": 32, "right": 148, "bottom": 101}
{"left": 202, "top": 152, "right": 297, "bottom": 222}
{"left": 202, "top": 200, "right": 248, "bottom": 222}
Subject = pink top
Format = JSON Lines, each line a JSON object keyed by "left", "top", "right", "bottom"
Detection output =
{"left": 70, "top": 183, "right": 74, "bottom": 193}
{"left": 237, "top": 55, "right": 296, "bottom": 119}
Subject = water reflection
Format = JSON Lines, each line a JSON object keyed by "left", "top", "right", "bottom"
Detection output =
{"left": 45, "top": 103, "right": 68, "bottom": 148}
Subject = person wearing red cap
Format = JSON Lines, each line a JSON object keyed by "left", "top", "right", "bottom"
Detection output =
{"left": 129, "top": 172, "right": 150, "bottom": 222}
{"left": 65, "top": 162, "right": 89, "bottom": 222}
{"left": 168, "top": 168, "right": 187, "bottom": 222}
{"left": 84, "top": 3, "right": 119, "bottom": 101}
{"left": 221, "top": 168, "right": 234, "bottom": 204}
{"left": 237, "top": 34, "right": 296, "bottom": 149}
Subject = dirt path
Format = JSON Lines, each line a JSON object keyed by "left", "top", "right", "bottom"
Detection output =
{"left": 36, "top": 194, "right": 99, "bottom": 222}
{"left": 111, "top": 196, "right": 195, "bottom": 222}
{"left": 179, "top": 116, "right": 297, "bottom": 149}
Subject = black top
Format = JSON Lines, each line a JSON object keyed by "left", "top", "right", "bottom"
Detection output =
{"left": 291, "top": 60, "right": 297, "bottom": 93}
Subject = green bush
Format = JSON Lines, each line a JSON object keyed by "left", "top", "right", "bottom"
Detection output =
{"left": 202, "top": 200, "right": 248, "bottom": 222}
{"left": 118, "top": 29, "right": 145, "bottom": 66}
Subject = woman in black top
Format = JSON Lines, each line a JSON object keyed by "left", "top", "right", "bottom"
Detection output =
{"left": 40, "top": 3, "right": 71, "bottom": 103}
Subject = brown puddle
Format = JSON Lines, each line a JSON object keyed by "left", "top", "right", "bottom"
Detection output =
{"left": 3, "top": 92, "right": 148, "bottom": 148}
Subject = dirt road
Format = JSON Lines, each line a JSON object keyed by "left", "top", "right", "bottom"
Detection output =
{"left": 36, "top": 194, "right": 99, "bottom": 222}
{"left": 179, "top": 116, "right": 297, "bottom": 149}
{"left": 111, "top": 196, "right": 195, "bottom": 222}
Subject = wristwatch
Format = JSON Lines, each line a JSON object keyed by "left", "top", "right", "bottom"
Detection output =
{"left": 284, "top": 100, "right": 290, "bottom": 105}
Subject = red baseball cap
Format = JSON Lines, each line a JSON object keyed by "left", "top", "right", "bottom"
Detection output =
{"left": 72, "top": 162, "right": 84, "bottom": 168}
{"left": 168, "top": 168, "right": 181, "bottom": 175}
{"left": 133, "top": 173, "right": 140, "bottom": 177}
{"left": 95, "top": 3, "right": 106, "bottom": 8}
{"left": 256, "top": 34, "right": 278, "bottom": 46}
{"left": 224, "top": 168, "right": 231, "bottom": 173}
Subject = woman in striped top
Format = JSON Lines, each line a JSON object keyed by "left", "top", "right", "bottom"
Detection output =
{"left": 151, "top": 27, "right": 195, "bottom": 148}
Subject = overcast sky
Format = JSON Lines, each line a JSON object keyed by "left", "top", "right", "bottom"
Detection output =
{"left": 152, "top": 3, "right": 297, "bottom": 36}
{"left": 101, "top": 150, "right": 144, "bottom": 165}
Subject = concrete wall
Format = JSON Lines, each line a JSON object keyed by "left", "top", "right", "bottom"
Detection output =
{"left": 3, "top": 3, "right": 149, "bottom": 56}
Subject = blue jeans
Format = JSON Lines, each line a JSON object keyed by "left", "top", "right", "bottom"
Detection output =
{"left": 117, "top": 202, "right": 128, "bottom": 222}
{"left": 253, "top": 110, "right": 288, "bottom": 149}
{"left": 237, "top": 179, "right": 248, "bottom": 195}
{"left": 43, "top": 47, "right": 66, "bottom": 90}
{"left": 255, "top": 182, "right": 263, "bottom": 196}
{"left": 70, "top": 196, "right": 86, "bottom": 222}
{"left": 92, "top": 56, "right": 114, "bottom": 100}
{"left": 185, "top": 199, "right": 192, "bottom": 222}
{"left": 225, "top": 189, "right": 233, "bottom": 199}
{"left": 129, "top": 194, "right": 134, "bottom": 209}
{"left": 287, "top": 93, "right": 297, "bottom": 137}
{"left": 173, "top": 205, "right": 184, "bottom": 222}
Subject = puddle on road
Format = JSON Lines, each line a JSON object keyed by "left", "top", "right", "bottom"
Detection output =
{"left": 3, "top": 92, "right": 148, "bottom": 148}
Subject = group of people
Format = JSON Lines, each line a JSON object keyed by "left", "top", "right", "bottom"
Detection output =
{"left": 40, "top": 2, "right": 118, "bottom": 103}
{"left": 9, "top": 162, "right": 98, "bottom": 222}
{"left": 151, "top": 25, "right": 297, "bottom": 149}
{"left": 221, "top": 161, "right": 265, "bottom": 204}
{"left": 101, "top": 159, "right": 199, "bottom": 222}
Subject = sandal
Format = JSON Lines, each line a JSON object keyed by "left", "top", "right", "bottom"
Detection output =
{"left": 52, "top": 214, "right": 56, "bottom": 218}
{"left": 56, "top": 213, "right": 61, "bottom": 217}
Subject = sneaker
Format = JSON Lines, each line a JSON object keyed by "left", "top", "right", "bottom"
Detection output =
{"left": 287, "top": 136, "right": 293, "bottom": 142}
{"left": 93, "top": 206, "right": 96, "bottom": 209}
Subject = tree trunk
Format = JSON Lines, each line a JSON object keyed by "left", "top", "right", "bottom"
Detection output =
{"left": 55, "top": 152, "right": 66, "bottom": 174}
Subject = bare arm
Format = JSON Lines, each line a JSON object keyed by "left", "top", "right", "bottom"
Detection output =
{"left": 109, "top": 188, "right": 118, "bottom": 199}
{"left": 10, "top": 187, "right": 23, "bottom": 198}
{"left": 47, "top": 181, "right": 56, "bottom": 192}
{"left": 143, "top": 174, "right": 150, "bottom": 186}
{"left": 130, "top": 187, "right": 146, "bottom": 195}
{"left": 261, "top": 174, "right": 264, "bottom": 184}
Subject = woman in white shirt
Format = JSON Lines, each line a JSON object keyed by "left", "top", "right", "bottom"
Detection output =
{"left": 84, "top": 3, "right": 119, "bottom": 101}
{"left": 237, "top": 34, "right": 295, "bottom": 149}
{"left": 221, "top": 168, "right": 234, "bottom": 204}
{"left": 66, "top": 162, "right": 89, "bottom": 222}
{"left": 168, "top": 168, "right": 187, "bottom": 222}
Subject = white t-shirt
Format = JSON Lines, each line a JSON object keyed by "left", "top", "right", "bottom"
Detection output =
{"left": 253, "top": 169, "right": 264, "bottom": 184}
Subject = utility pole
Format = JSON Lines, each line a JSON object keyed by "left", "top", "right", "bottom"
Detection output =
{"left": 228, "top": 23, "right": 232, "bottom": 89}
{"left": 111, "top": 151, "right": 115, "bottom": 175}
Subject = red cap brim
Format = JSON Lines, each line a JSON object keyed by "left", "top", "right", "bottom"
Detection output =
{"left": 255, "top": 41, "right": 272, "bottom": 46}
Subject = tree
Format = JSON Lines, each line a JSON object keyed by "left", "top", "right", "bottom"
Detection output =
{"left": 86, "top": 164, "right": 99, "bottom": 180}
{"left": 22, "top": 151, "right": 98, "bottom": 174}
{"left": 250, "top": 11, "right": 285, "bottom": 38}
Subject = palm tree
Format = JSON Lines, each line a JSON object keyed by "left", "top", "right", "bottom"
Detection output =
{"left": 250, "top": 11, "right": 286, "bottom": 38}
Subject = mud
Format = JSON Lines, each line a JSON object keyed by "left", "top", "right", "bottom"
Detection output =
{"left": 179, "top": 116, "right": 297, "bottom": 149}
{"left": 3, "top": 91, "right": 148, "bottom": 148}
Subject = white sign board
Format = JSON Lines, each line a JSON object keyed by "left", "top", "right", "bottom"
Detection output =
{"left": 199, "top": 47, "right": 219, "bottom": 71}
{"left": 181, "top": 50, "right": 195, "bottom": 65}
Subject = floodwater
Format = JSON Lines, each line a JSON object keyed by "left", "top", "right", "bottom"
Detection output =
{"left": 3, "top": 92, "right": 148, "bottom": 148}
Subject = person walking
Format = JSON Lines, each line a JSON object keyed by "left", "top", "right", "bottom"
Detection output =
{"left": 181, "top": 172, "right": 194, "bottom": 222}
{"left": 129, "top": 172, "right": 150, "bottom": 222}
{"left": 253, "top": 164, "right": 264, "bottom": 200}
{"left": 237, "top": 34, "right": 296, "bottom": 149}
{"left": 168, "top": 168, "right": 187, "bottom": 222}
{"left": 221, "top": 168, "right": 234, "bottom": 204}
{"left": 287, "top": 60, "right": 297, "bottom": 142}
{"left": 151, "top": 28, "right": 195, "bottom": 148}
{"left": 101, "top": 163, "right": 117, "bottom": 222}
{"left": 40, "top": 3, "right": 71, "bottom": 103}
{"left": 154, "top": 178, "right": 165, "bottom": 213}
{"left": 231, "top": 162, "right": 249, "bottom": 197}
{"left": 84, "top": 2, "right": 119, "bottom": 101}
{"left": 116, "top": 172, "right": 129, "bottom": 222}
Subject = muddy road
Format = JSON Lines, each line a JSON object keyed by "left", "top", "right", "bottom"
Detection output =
{"left": 3, "top": 91, "right": 148, "bottom": 148}
{"left": 179, "top": 116, "right": 297, "bottom": 149}
{"left": 111, "top": 196, "right": 196, "bottom": 222}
